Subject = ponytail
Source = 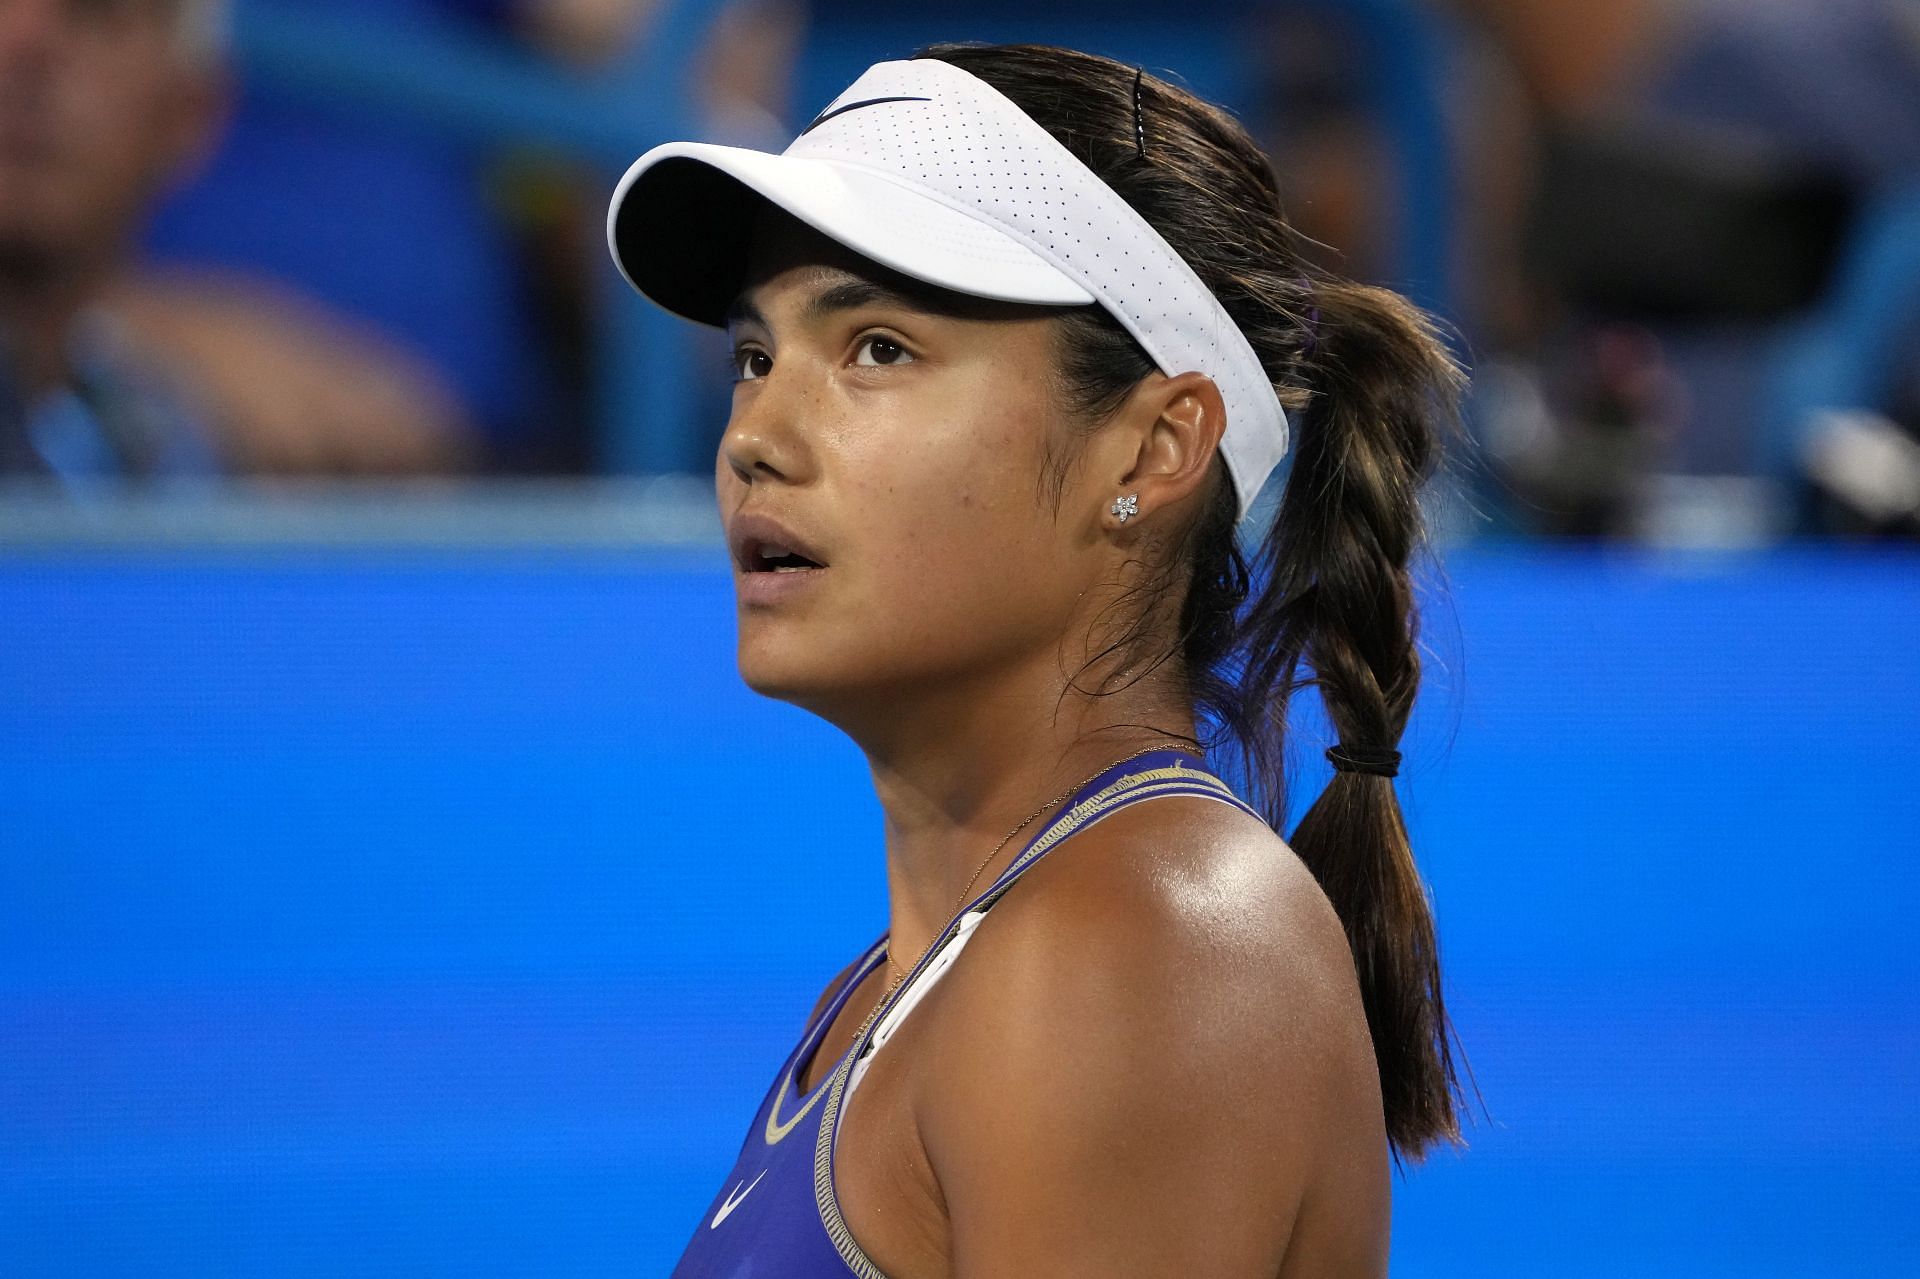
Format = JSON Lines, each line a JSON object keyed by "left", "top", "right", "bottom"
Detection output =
{"left": 923, "top": 42, "right": 1469, "bottom": 1161}
{"left": 1237, "top": 278, "right": 1465, "bottom": 1159}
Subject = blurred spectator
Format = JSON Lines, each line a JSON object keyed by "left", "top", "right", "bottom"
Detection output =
{"left": 111, "top": 266, "right": 471, "bottom": 475}
{"left": 695, "top": 0, "right": 806, "bottom": 149}
{"left": 519, "top": 0, "right": 658, "bottom": 66}
{"left": 143, "top": 0, "right": 556, "bottom": 471}
{"left": 143, "top": 0, "right": 804, "bottom": 474}
{"left": 1451, "top": 0, "right": 1920, "bottom": 536}
{"left": 1466, "top": 0, "right": 1920, "bottom": 185}
{"left": 1254, "top": 0, "right": 1919, "bottom": 536}
{"left": 0, "top": 0, "right": 471, "bottom": 483}
{"left": 0, "top": 0, "right": 220, "bottom": 480}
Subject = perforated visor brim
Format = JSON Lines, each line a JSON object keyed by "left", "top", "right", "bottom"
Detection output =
{"left": 608, "top": 142, "right": 1096, "bottom": 328}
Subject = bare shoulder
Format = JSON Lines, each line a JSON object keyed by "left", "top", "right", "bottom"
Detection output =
{"left": 939, "top": 795, "right": 1379, "bottom": 1119}
{"left": 915, "top": 796, "right": 1389, "bottom": 1276}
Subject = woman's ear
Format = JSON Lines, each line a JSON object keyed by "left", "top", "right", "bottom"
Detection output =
{"left": 1100, "top": 371, "right": 1228, "bottom": 528}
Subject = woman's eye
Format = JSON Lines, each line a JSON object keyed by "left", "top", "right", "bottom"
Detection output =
{"left": 733, "top": 348, "right": 773, "bottom": 381}
{"left": 853, "top": 336, "right": 912, "bottom": 367}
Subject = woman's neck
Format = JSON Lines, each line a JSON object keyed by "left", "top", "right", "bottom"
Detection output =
{"left": 845, "top": 656, "right": 1197, "bottom": 978}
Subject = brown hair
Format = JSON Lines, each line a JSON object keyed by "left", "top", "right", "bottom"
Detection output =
{"left": 920, "top": 43, "right": 1467, "bottom": 1160}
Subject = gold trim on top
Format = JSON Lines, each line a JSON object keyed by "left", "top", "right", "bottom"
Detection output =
{"left": 811, "top": 761, "right": 1253, "bottom": 1278}
{"left": 765, "top": 1068, "right": 832, "bottom": 1146}
{"left": 765, "top": 940, "right": 890, "bottom": 1147}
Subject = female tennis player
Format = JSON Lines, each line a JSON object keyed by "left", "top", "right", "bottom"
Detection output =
{"left": 608, "top": 42, "right": 1464, "bottom": 1278}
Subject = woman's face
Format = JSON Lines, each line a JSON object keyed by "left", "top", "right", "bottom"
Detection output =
{"left": 717, "top": 215, "right": 1120, "bottom": 722}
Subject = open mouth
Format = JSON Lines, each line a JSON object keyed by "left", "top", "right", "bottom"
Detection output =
{"left": 743, "top": 540, "right": 826, "bottom": 573}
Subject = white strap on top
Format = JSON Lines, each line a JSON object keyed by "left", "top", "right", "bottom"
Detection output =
{"left": 843, "top": 908, "right": 988, "bottom": 1108}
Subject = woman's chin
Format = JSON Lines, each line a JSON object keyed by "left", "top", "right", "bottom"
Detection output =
{"left": 734, "top": 642, "right": 914, "bottom": 731}
{"left": 734, "top": 644, "right": 851, "bottom": 709}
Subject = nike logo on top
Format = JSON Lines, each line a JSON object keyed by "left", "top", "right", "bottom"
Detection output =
{"left": 710, "top": 1169, "right": 768, "bottom": 1229}
{"left": 799, "top": 95, "right": 932, "bottom": 135}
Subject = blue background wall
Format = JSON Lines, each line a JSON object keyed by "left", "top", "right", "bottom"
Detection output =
{"left": 2, "top": 545, "right": 1916, "bottom": 1275}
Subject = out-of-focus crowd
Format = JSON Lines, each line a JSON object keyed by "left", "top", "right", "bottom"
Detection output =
{"left": 3, "top": 0, "right": 1915, "bottom": 538}
{"left": 0, "top": 0, "right": 802, "bottom": 482}
{"left": 1267, "top": 0, "right": 1920, "bottom": 538}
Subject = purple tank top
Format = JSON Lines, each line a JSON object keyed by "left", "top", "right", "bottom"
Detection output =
{"left": 669, "top": 750, "right": 1259, "bottom": 1279}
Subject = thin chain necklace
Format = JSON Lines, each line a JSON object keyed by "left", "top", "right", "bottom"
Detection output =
{"left": 877, "top": 740, "right": 1199, "bottom": 998}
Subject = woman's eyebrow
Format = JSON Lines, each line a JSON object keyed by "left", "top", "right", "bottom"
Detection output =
{"left": 803, "top": 278, "right": 930, "bottom": 322}
{"left": 724, "top": 294, "right": 767, "bottom": 331}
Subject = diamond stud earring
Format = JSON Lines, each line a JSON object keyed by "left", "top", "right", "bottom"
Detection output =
{"left": 1111, "top": 493, "right": 1140, "bottom": 524}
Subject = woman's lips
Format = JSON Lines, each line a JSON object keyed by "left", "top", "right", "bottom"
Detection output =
{"left": 734, "top": 561, "right": 827, "bottom": 607}
{"left": 727, "top": 509, "right": 831, "bottom": 607}
{"left": 727, "top": 510, "right": 828, "bottom": 574}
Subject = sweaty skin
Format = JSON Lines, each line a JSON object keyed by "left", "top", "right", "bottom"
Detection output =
{"left": 720, "top": 213, "right": 1389, "bottom": 1278}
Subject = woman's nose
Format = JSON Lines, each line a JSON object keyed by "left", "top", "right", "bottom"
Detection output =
{"left": 720, "top": 415, "right": 789, "bottom": 488}
{"left": 719, "top": 374, "right": 813, "bottom": 489}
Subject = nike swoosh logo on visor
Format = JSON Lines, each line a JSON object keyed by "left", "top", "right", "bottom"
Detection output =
{"left": 710, "top": 1169, "right": 768, "bottom": 1229}
{"left": 799, "top": 95, "right": 931, "bottom": 135}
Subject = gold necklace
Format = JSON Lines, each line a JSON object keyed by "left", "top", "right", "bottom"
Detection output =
{"left": 878, "top": 740, "right": 1199, "bottom": 996}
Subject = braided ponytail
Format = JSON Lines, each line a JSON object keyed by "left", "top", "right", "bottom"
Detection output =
{"left": 1247, "top": 278, "right": 1464, "bottom": 1156}
{"left": 924, "top": 43, "right": 1467, "bottom": 1160}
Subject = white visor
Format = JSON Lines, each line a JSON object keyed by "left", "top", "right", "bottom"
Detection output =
{"left": 608, "top": 57, "right": 1289, "bottom": 515}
